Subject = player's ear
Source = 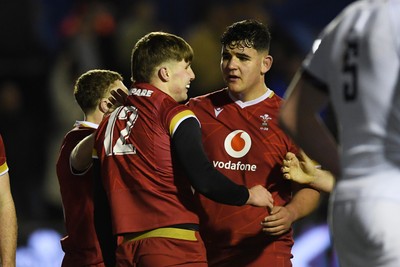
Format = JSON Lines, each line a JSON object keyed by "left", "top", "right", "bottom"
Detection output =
{"left": 99, "top": 98, "right": 111, "bottom": 113}
{"left": 159, "top": 67, "right": 170, "bottom": 82}
{"left": 261, "top": 54, "right": 273, "bottom": 74}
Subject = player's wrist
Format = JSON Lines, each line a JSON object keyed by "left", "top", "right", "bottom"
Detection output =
{"left": 245, "top": 188, "right": 253, "bottom": 205}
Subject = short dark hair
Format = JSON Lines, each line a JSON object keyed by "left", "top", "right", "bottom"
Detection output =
{"left": 221, "top": 19, "right": 271, "bottom": 52}
{"left": 74, "top": 69, "right": 123, "bottom": 114}
{"left": 131, "top": 32, "right": 194, "bottom": 83}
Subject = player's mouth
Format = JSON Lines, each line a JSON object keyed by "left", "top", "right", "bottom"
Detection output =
{"left": 227, "top": 75, "right": 240, "bottom": 82}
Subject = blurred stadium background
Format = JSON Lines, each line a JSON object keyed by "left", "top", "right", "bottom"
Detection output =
{"left": 0, "top": 0, "right": 353, "bottom": 266}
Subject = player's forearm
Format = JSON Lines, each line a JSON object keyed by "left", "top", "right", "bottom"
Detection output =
{"left": 172, "top": 118, "right": 249, "bottom": 206}
{"left": 280, "top": 72, "right": 340, "bottom": 176}
{"left": 309, "top": 169, "right": 335, "bottom": 193}
{"left": 296, "top": 122, "right": 339, "bottom": 177}
{"left": 70, "top": 133, "right": 95, "bottom": 172}
{"left": 285, "top": 187, "right": 320, "bottom": 222}
{"left": 0, "top": 198, "right": 17, "bottom": 267}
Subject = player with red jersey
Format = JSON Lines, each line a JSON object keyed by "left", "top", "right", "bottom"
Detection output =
{"left": 0, "top": 134, "right": 17, "bottom": 267}
{"left": 94, "top": 32, "right": 273, "bottom": 267}
{"left": 56, "top": 69, "right": 128, "bottom": 267}
{"left": 0, "top": 135, "right": 9, "bottom": 176}
{"left": 187, "top": 20, "right": 320, "bottom": 267}
{"left": 57, "top": 122, "right": 103, "bottom": 267}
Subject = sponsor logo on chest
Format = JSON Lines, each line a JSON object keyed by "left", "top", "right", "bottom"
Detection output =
{"left": 213, "top": 129, "right": 257, "bottom": 172}
{"left": 209, "top": 110, "right": 273, "bottom": 172}
{"left": 211, "top": 112, "right": 274, "bottom": 172}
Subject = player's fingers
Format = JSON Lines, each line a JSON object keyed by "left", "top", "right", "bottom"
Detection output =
{"left": 109, "top": 90, "right": 119, "bottom": 99}
{"left": 108, "top": 95, "right": 117, "bottom": 105}
{"left": 263, "top": 228, "right": 287, "bottom": 236}
{"left": 282, "top": 159, "right": 291, "bottom": 167}
{"left": 298, "top": 149, "right": 311, "bottom": 162}
{"left": 116, "top": 88, "right": 128, "bottom": 101}
{"left": 285, "top": 152, "right": 295, "bottom": 160}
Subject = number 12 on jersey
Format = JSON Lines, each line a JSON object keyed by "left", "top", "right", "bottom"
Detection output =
{"left": 104, "top": 106, "right": 138, "bottom": 155}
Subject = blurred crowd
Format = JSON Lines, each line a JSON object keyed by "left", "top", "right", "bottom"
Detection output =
{"left": 0, "top": 0, "right": 352, "bottom": 247}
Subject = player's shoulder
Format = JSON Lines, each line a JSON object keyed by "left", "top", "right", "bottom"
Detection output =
{"left": 339, "top": 0, "right": 372, "bottom": 16}
{"left": 265, "top": 90, "right": 284, "bottom": 109}
{"left": 65, "top": 125, "right": 95, "bottom": 142}
{"left": 338, "top": 0, "right": 393, "bottom": 21}
{"left": 0, "top": 134, "right": 4, "bottom": 151}
{"left": 187, "top": 88, "right": 229, "bottom": 108}
{"left": 129, "top": 82, "right": 173, "bottom": 108}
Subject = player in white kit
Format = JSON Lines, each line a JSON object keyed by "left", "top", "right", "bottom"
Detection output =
{"left": 279, "top": 0, "right": 400, "bottom": 266}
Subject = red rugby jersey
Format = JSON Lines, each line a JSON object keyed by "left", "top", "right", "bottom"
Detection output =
{"left": 0, "top": 134, "right": 8, "bottom": 176}
{"left": 95, "top": 83, "right": 199, "bottom": 235}
{"left": 188, "top": 88, "right": 298, "bottom": 251}
{"left": 56, "top": 122, "right": 104, "bottom": 266}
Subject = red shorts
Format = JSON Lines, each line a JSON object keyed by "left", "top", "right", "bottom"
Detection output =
{"left": 207, "top": 246, "right": 293, "bottom": 267}
{"left": 61, "top": 257, "right": 105, "bottom": 267}
{"left": 116, "top": 229, "right": 207, "bottom": 267}
{"left": 61, "top": 238, "right": 105, "bottom": 267}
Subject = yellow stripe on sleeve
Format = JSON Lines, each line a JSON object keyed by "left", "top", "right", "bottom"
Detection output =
{"left": 92, "top": 148, "right": 98, "bottom": 159}
{"left": 0, "top": 162, "right": 8, "bottom": 176}
{"left": 169, "top": 110, "right": 197, "bottom": 136}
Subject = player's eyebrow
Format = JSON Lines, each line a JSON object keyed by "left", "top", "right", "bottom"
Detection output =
{"left": 235, "top": 52, "right": 251, "bottom": 59}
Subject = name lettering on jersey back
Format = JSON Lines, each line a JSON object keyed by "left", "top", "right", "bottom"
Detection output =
{"left": 131, "top": 88, "right": 153, "bottom": 97}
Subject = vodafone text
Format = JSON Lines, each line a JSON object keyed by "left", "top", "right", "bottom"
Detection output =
{"left": 213, "top": 160, "right": 257, "bottom": 171}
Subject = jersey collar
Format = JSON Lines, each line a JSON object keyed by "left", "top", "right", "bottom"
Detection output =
{"left": 228, "top": 88, "right": 274, "bottom": 108}
{"left": 74, "top": 121, "right": 99, "bottom": 129}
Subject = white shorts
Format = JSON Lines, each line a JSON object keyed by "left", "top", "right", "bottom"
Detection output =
{"left": 329, "top": 172, "right": 400, "bottom": 267}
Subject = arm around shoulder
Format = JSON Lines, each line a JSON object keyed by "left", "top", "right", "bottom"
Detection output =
{"left": 172, "top": 117, "right": 273, "bottom": 208}
{"left": 70, "top": 132, "right": 96, "bottom": 173}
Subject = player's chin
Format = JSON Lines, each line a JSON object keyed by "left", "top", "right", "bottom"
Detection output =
{"left": 226, "top": 83, "right": 243, "bottom": 94}
{"left": 177, "top": 93, "right": 188, "bottom": 103}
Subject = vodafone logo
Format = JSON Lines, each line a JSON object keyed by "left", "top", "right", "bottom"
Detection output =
{"left": 214, "top": 130, "right": 256, "bottom": 171}
{"left": 224, "top": 130, "right": 252, "bottom": 158}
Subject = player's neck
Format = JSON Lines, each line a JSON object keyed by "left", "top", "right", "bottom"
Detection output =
{"left": 230, "top": 84, "right": 268, "bottom": 102}
{"left": 85, "top": 110, "right": 104, "bottom": 125}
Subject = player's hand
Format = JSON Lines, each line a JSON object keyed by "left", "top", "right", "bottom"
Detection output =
{"left": 107, "top": 88, "right": 129, "bottom": 109}
{"left": 281, "top": 150, "right": 317, "bottom": 185}
{"left": 261, "top": 206, "right": 294, "bottom": 236}
{"left": 246, "top": 185, "right": 274, "bottom": 209}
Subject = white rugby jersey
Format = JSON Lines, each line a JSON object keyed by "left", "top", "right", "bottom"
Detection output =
{"left": 303, "top": 0, "right": 400, "bottom": 179}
